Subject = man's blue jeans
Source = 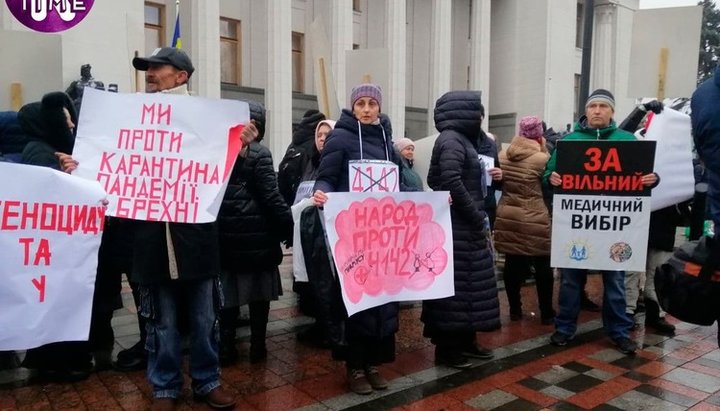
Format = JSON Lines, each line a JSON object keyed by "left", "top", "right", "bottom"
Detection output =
{"left": 140, "top": 277, "right": 221, "bottom": 399}
{"left": 555, "top": 269, "right": 632, "bottom": 340}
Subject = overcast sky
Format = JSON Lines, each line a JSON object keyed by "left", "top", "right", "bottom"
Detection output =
{"left": 639, "top": 0, "right": 707, "bottom": 8}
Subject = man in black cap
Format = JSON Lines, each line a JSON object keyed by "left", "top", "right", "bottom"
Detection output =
{"left": 130, "top": 47, "right": 239, "bottom": 410}
{"left": 60, "top": 47, "right": 251, "bottom": 410}
{"left": 542, "top": 89, "right": 658, "bottom": 356}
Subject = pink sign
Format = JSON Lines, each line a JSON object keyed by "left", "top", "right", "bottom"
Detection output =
{"left": 324, "top": 192, "right": 454, "bottom": 315}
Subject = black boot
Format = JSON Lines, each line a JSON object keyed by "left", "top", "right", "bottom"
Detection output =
{"left": 645, "top": 299, "right": 675, "bottom": 335}
{"left": 219, "top": 307, "right": 239, "bottom": 366}
{"left": 113, "top": 313, "right": 147, "bottom": 372}
{"left": 249, "top": 301, "right": 269, "bottom": 363}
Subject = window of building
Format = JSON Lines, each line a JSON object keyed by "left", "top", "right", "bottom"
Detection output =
{"left": 352, "top": 43, "right": 360, "bottom": 50}
{"left": 353, "top": 0, "right": 361, "bottom": 12}
{"left": 292, "top": 32, "right": 304, "bottom": 93}
{"left": 220, "top": 18, "right": 241, "bottom": 85}
{"left": 575, "top": 1, "right": 584, "bottom": 48}
{"left": 144, "top": 2, "right": 165, "bottom": 54}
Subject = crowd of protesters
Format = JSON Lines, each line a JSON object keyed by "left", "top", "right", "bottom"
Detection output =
{"left": 1, "top": 46, "right": 717, "bottom": 410}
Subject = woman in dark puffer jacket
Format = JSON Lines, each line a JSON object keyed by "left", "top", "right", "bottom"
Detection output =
{"left": 217, "top": 102, "right": 293, "bottom": 364}
{"left": 423, "top": 90, "right": 501, "bottom": 369}
{"left": 312, "top": 83, "right": 407, "bottom": 395}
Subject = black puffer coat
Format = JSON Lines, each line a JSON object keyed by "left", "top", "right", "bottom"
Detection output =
{"left": 312, "top": 109, "right": 400, "bottom": 340}
{"left": 218, "top": 141, "right": 293, "bottom": 272}
{"left": 422, "top": 90, "right": 500, "bottom": 333}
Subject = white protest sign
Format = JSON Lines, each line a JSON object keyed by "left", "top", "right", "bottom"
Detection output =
{"left": 323, "top": 191, "right": 454, "bottom": 316}
{"left": 644, "top": 109, "right": 695, "bottom": 211}
{"left": 348, "top": 160, "right": 399, "bottom": 193}
{"left": 72, "top": 88, "right": 248, "bottom": 223}
{"left": 478, "top": 154, "right": 494, "bottom": 186}
{"left": 0, "top": 162, "right": 105, "bottom": 350}
{"left": 550, "top": 140, "right": 655, "bottom": 272}
{"left": 411, "top": 133, "right": 438, "bottom": 190}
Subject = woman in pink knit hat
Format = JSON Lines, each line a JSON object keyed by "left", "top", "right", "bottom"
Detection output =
{"left": 493, "top": 115, "right": 555, "bottom": 325}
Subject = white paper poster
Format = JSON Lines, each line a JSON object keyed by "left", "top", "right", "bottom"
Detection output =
{"left": 644, "top": 109, "right": 695, "bottom": 211}
{"left": 0, "top": 162, "right": 105, "bottom": 350}
{"left": 323, "top": 191, "right": 454, "bottom": 316}
{"left": 72, "top": 88, "right": 248, "bottom": 223}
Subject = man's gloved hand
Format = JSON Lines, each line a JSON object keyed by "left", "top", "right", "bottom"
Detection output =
{"left": 643, "top": 100, "right": 664, "bottom": 114}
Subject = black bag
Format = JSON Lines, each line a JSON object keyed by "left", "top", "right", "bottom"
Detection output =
{"left": 655, "top": 235, "right": 720, "bottom": 326}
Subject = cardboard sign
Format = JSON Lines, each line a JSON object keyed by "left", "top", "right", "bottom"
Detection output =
{"left": 0, "top": 162, "right": 105, "bottom": 350}
{"left": 71, "top": 88, "right": 247, "bottom": 223}
{"left": 323, "top": 191, "right": 454, "bottom": 316}
{"left": 550, "top": 140, "right": 656, "bottom": 271}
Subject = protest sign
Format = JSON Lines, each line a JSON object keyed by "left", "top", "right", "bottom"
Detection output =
{"left": 0, "top": 162, "right": 105, "bottom": 350}
{"left": 348, "top": 160, "right": 399, "bottom": 193}
{"left": 323, "top": 191, "right": 454, "bottom": 316}
{"left": 550, "top": 140, "right": 656, "bottom": 271}
{"left": 643, "top": 109, "right": 695, "bottom": 210}
{"left": 72, "top": 88, "right": 248, "bottom": 223}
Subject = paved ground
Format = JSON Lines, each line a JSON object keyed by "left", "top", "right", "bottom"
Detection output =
{"left": 2, "top": 255, "right": 720, "bottom": 410}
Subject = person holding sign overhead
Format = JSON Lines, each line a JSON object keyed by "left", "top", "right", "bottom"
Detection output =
{"left": 312, "top": 83, "right": 411, "bottom": 395}
{"left": 423, "top": 90, "right": 501, "bottom": 369}
{"left": 544, "top": 89, "right": 658, "bottom": 356}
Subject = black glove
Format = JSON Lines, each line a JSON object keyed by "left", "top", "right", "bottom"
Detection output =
{"left": 642, "top": 100, "right": 664, "bottom": 114}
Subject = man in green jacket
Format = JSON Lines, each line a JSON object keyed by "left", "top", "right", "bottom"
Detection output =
{"left": 544, "top": 89, "right": 657, "bottom": 356}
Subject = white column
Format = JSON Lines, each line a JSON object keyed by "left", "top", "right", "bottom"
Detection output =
{"left": 591, "top": 1, "right": 615, "bottom": 90}
{"left": 386, "top": 0, "right": 407, "bottom": 138}
{"left": 267, "top": 0, "right": 292, "bottom": 169}
{"left": 331, "top": 0, "right": 353, "bottom": 108}
{"left": 188, "top": 0, "right": 220, "bottom": 98}
{"left": 427, "top": 0, "right": 452, "bottom": 135}
{"left": 469, "top": 0, "right": 491, "bottom": 130}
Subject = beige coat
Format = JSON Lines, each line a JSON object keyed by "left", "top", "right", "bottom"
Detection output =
{"left": 494, "top": 135, "right": 551, "bottom": 256}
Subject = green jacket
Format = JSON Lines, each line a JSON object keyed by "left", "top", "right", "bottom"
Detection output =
{"left": 542, "top": 117, "right": 636, "bottom": 186}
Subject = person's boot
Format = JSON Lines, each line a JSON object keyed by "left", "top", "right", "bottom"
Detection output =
{"left": 219, "top": 307, "right": 239, "bottom": 366}
{"left": 645, "top": 299, "right": 675, "bottom": 335}
{"left": 249, "top": 301, "right": 269, "bottom": 363}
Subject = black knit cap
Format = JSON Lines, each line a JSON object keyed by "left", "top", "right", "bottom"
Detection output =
{"left": 585, "top": 88, "right": 615, "bottom": 110}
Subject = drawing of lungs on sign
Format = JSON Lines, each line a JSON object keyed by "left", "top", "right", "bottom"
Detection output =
{"left": 348, "top": 160, "right": 399, "bottom": 193}
{"left": 333, "top": 196, "right": 449, "bottom": 303}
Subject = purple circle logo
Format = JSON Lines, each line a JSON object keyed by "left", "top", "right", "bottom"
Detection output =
{"left": 5, "top": 0, "right": 94, "bottom": 33}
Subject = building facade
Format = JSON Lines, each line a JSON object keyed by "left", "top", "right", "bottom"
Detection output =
{"left": 0, "top": 0, "right": 639, "bottom": 163}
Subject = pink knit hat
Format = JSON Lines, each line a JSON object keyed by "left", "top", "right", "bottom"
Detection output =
{"left": 350, "top": 83, "right": 383, "bottom": 110}
{"left": 394, "top": 137, "right": 414, "bottom": 152}
{"left": 518, "top": 116, "right": 543, "bottom": 139}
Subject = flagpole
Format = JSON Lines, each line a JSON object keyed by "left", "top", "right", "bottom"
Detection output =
{"left": 172, "top": 0, "right": 181, "bottom": 49}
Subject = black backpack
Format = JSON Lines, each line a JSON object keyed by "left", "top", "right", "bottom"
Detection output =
{"left": 655, "top": 235, "right": 720, "bottom": 326}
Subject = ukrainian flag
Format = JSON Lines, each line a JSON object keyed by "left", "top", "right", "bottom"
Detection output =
{"left": 171, "top": 7, "right": 181, "bottom": 49}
